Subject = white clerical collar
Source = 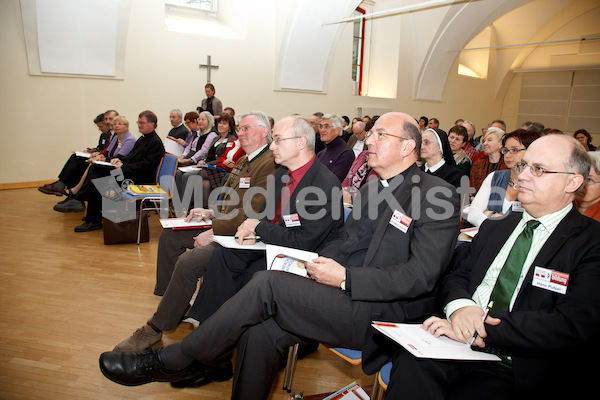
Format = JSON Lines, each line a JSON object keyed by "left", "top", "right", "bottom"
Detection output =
{"left": 425, "top": 158, "right": 445, "bottom": 173}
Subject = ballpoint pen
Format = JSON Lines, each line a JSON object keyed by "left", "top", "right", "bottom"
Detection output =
{"left": 234, "top": 235, "right": 261, "bottom": 240}
{"left": 468, "top": 301, "right": 493, "bottom": 346}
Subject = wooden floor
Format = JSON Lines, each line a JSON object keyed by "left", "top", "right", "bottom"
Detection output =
{"left": 0, "top": 188, "right": 374, "bottom": 400}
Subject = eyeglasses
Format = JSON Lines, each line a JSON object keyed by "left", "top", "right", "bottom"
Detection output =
{"left": 318, "top": 124, "right": 334, "bottom": 130}
{"left": 587, "top": 177, "right": 599, "bottom": 185}
{"left": 366, "top": 130, "right": 407, "bottom": 141}
{"left": 515, "top": 162, "right": 577, "bottom": 177}
{"left": 272, "top": 136, "right": 302, "bottom": 145}
{"left": 137, "top": 121, "right": 150, "bottom": 125}
{"left": 239, "top": 125, "right": 259, "bottom": 132}
{"left": 501, "top": 147, "right": 526, "bottom": 155}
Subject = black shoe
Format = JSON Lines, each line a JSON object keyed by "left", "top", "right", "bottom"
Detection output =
{"left": 99, "top": 348, "right": 188, "bottom": 387}
{"left": 170, "top": 361, "right": 233, "bottom": 388}
{"left": 74, "top": 222, "right": 102, "bottom": 232}
{"left": 54, "top": 198, "right": 85, "bottom": 212}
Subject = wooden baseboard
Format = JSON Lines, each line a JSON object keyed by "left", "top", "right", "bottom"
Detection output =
{"left": 0, "top": 180, "right": 54, "bottom": 190}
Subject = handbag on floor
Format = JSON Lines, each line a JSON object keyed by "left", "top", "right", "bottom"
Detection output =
{"left": 102, "top": 210, "right": 149, "bottom": 244}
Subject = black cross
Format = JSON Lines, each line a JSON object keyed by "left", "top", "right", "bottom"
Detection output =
{"left": 199, "top": 55, "right": 219, "bottom": 83}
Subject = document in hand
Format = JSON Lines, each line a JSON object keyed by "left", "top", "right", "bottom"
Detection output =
{"left": 74, "top": 151, "right": 91, "bottom": 158}
{"left": 265, "top": 244, "right": 318, "bottom": 278}
{"left": 371, "top": 322, "right": 500, "bottom": 361}
{"left": 92, "top": 160, "right": 115, "bottom": 168}
{"left": 164, "top": 136, "right": 184, "bottom": 157}
{"left": 159, "top": 218, "right": 212, "bottom": 231}
{"left": 211, "top": 235, "right": 267, "bottom": 250}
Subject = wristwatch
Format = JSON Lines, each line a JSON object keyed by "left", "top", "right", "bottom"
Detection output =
{"left": 340, "top": 279, "right": 346, "bottom": 291}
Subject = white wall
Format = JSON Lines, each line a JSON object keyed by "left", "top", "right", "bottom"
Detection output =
{"left": 0, "top": 0, "right": 510, "bottom": 184}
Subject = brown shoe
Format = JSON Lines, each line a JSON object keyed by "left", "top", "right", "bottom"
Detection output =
{"left": 38, "top": 184, "right": 64, "bottom": 196}
{"left": 113, "top": 323, "right": 162, "bottom": 352}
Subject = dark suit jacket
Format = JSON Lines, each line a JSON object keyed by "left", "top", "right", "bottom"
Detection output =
{"left": 190, "top": 158, "right": 345, "bottom": 322}
{"left": 324, "top": 165, "right": 460, "bottom": 374}
{"left": 119, "top": 131, "right": 165, "bottom": 184}
{"left": 441, "top": 208, "right": 600, "bottom": 396}
{"left": 167, "top": 124, "right": 189, "bottom": 140}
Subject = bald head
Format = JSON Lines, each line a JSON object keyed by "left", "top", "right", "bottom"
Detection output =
{"left": 517, "top": 134, "right": 589, "bottom": 218}
{"left": 365, "top": 112, "right": 421, "bottom": 179}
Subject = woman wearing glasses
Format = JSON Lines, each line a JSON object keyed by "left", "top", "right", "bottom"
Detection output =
{"left": 466, "top": 129, "right": 541, "bottom": 227}
{"left": 575, "top": 151, "right": 600, "bottom": 222}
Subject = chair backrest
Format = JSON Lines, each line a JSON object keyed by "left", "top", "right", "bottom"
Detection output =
{"left": 156, "top": 153, "right": 178, "bottom": 196}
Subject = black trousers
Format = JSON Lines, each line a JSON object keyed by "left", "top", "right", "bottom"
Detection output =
{"left": 58, "top": 154, "right": 88, "bottom": 187}
{"left": 178, "top": 270, "right": 368, "bottom": 400}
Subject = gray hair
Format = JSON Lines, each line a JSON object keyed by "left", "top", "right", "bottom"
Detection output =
{"left": 564, "top": 138, "right": 591, "bottom": 193}
{"left": 404, "top": 120, "right": 422, "bottom": 155}
{"left": 588, "top": 151, "right": 600, "bottom": 174}
{"left": 199, "top": 111, "right": 215, "bottom": 134}
{"left": 462, "top": 120, "right": 476, "bottom": 136}
{"left": 239, "top": 111, "right": 272, "bottom": 143}
{"left": 170, "top": 109, "right": 182, "bottom": 118}
{"left": 484, "top": 127, "right": 505, "bottom": 142}
{"left": 320, "top": 114, "right": 343, "bottom": 136}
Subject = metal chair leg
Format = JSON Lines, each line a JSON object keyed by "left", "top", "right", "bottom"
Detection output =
{"left": 282, "top": 343, "right": 299, "bottom": 392}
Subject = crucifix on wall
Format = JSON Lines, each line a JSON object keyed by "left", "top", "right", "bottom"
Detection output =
{"left": 199, "top": 55, "right": 219, "bottom": 83}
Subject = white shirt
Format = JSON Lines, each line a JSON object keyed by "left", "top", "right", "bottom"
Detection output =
{"left": 352, "top": 139, "right": 365, "bottom": 158}
{"left": 424, "top": 158, "right": 445, "bottom": 173}
{"left": 445, "top": 203, "right": 573, "bottom": 318}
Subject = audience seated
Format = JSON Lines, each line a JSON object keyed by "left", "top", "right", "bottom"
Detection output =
{"left": 574, "top": 128, "right": 597, "bottom": 151}
{"left": 98, "top": 112, "right": 460, "bottom": 399}
{"left": 152, "top": 111, "right": 276, "bottom": 296}
{"left": 346, "top": 121, "right": 367, "bottom": 157}
{"left": 112, "top": 116, "right": 344, "bottom": 359}
{"left": 341, "top": 150, "right": 379, "bottom": 207}
{"left": 307, "top": 113, "right": 324, "bottom": 154}
{"left": 448, "top": 125, "right": 471, "bottom": 177}
{"left": 59, "top": 115, "right": 136, "bottom": 198}
{"left": 175, "top": 111, "right": 218, "bottom": 197}
{"left": 420, "top": 128, "right": 464, "bottom": 188}
{"left": 316, "top": 114, "right": 355, "bottom": 182}
{"left": 469, "top": 127, "right": 507, "bottom": 193}
{"left": 575, "top": 151, "right": 600, "bottom": 221}
{"left": 460, "top": 120, "right": 479, "bottom": 161}
{"left": 167, "top": 109, "right": 189, "bottom": 141}
{"left": 467, "top": 129, "right": 541, "bottom": 227}
{"left": 194, "top": 113, "right": 238, "bottom": 207}
{"left": 418, "top": 116, "right": 428, "bottom": 133}
{"left": 384, "top": 134, "right": 598, "bottom": 400}
{"left": 53, "top": 110, "right": 164, "bottom": 233}
{"left": 38, "top": 110, "right": 117, "bottom": 196}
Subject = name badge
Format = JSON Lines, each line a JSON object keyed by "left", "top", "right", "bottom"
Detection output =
{"left": 226, "top": 141, "right": 234, "bottom": 147}
{"left": 239, "top": 177, "right": 251, "bottom": 188}
{"left": 511, "top": 201, "right": 524, "bottom": 212}
{"left": 389, "top": 210, "right": 412, "bottom": 233}
{"left": 283, "top": 214, "right": 301, "bottom": 227}
{"left": 532, "top": 266, "right": 569, "bottom": 295}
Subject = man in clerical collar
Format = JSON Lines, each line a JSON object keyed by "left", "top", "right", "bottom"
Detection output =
{"left": 99, "top": 112, "right": 460, "bottom": 398}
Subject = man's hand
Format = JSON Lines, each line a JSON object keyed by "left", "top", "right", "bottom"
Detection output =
{"left": 193, "top": 229, "right": 214, "bottom": 248}
{"left": 234, "top": 219, "right": 260, "bottom": 245}
{"left": 448, "top": 306, "right": 501, "bottom": 346}
{"left": 305, "top": 257, "right": 346, "bottom": 288}
{"left": 111, "top": 159, "right": 123, "bottom": 169}
{"left": 185, "top": 208, "right": 214, "bottom": 223}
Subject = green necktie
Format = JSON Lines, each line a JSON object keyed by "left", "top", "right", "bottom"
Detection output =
{"left": 490, "top": 220, "right": 540, "bottom": 312}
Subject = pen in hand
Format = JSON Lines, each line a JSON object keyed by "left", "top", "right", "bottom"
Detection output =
{"left": 468, "top": 301, "right": 493, "bottom": 346}
{"left": 234, "top": 235, "right": 261, "bottom": 241}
